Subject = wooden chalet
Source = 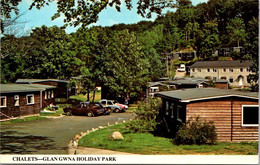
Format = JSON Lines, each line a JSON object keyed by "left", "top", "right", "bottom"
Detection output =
{"left": 0, "top": 84, "right": 56, "bottom": 119}
{"left": 155, "top": 88, "right": 259, "bottom": 142}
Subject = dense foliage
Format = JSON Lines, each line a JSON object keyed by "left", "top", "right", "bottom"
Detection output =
{"left": 174, "top": 117, "right": 217, "bottom": 145}
{"left": 125, "top": 97, "right": 162, "bottom": 133}
{"left": 1, "top": 0, "right": 258, "bottom": 92}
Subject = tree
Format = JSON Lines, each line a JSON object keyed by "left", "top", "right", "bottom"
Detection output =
{"left": 246, "top": 17, "right": 259, "bottom": 91}
{"left": 1, "top": 0, "right": 175, "bottom": 30}
{"left": 102, "top": 29, "right": 150, "bottom": 99}
{"left": 137, "top": 25, "right": 164, "bottom": 80}
{"left": 226, "top": 18, "right": 246, "bottom": 47}
{"left": 198, "top": 21, "right": 220, "bottom": 59}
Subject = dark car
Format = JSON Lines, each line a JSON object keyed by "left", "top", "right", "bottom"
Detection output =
{"left": 63, "top": 102, "right": 106, "bottom": 117}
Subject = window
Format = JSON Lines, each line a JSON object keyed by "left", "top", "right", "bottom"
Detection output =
{"left": 165, "top": 101, "right": 169, "bottom": 115}
{"left": 192, "top": 69, "right": 195, "bottom": 72}
{"left": 170, "top": 103, "right": 174, "bottom": 118}
{"left": 48, "top": 91, "right": 51, "bottom": 98}
{"left": 207, "top": 68, "right": 210, "bottom": 72}
{"left": 213, "top": 68, "right": 217, "bottom": 72}
{"left": 26, "top": 94, "right": 34, "bottom": 105}
{"left": 229, "top": 68, "right": 233, "bottom": 72}
{"left": 223, "top": 68, "right": 226, "bottom": 72}
{"left": 242, "top": 105, "right": 259, "bottom": 126}
{"left": 107, "top": 101, "right": 113, "bottom": 105}
{"left": 177, "top": 105, "right": 182, "bottom": 121}
{"left": 247, "top": 68, "right": 250, "bottom": 72}
{"left": 45, "top": 91, "right": 47, "bottom": 99}
{"left": 247, "top": 76, "right": 251, "bottom": 83}
{"left": 51, "top": 90, "right": 54, "bottom": 98}
{"left": 198, "top": 69, "right": 201, "bottom": 72}
{"left": 101, "top": 101, "right": 106, "bottom": 105}
{"left": 213, "top": 77, "right": 217, "bottom": 81}
{"left": 229, "top": 77, "right": 233, "bottom": 83}
{"left": 14, "top": 95, "right": 19, "bottom": 106}
{"left": 0, "top": 96, "right": 7, "bottom": 107}
{"left": 240, "top": 68, "right": 243, "bottom": 72}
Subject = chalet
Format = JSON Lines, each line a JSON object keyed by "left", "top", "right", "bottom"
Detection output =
{"left": 16, "top": 79, "right": 73, "bottom": 98}
{"left": 190, "top": 60, "right": 253, "bottom": 87}
{"left": 155, "top": 88, "right": 259, "bottom": 142}
{"left": 167, "top": 78, "right": 209, "bottom": 89}
{"left": 147, "top": 82, "right": 163, "bottom": 98}
{"left": 172, "top": 47, "right": 197, "bottom": 61}
{"left": 0, "top": 84, "right": 56, "bottom": 119}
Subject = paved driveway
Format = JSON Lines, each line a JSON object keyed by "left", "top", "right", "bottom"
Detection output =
{"left": 0, "top": 113, "right": 134, "bottom": 155}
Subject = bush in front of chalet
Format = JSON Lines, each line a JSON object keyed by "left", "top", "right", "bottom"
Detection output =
{"left": 174, "top": 116, "right": 217, "bottom": 145}
{"left": 125, "top": 97, "right": 161, "bottom": 133}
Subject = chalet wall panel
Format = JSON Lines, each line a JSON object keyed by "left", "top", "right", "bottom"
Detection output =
{"left": 186, "top": 98, "right": 258, "bottom": 142}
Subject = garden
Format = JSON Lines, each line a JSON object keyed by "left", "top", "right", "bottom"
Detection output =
{"left": 78, "top": 98, "right": 258, "bottom": 155}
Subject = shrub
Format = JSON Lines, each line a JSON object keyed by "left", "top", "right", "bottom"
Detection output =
{"left": 174, "top": 116, "right": 217, "bottom": 145}
{"left": 125, "top": 97, "right": 161, "bottom": 133}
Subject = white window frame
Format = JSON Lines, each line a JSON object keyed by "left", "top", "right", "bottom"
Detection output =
{"left": 0, "top": 96, "right": 7, "bottom": 107}
{"left": 170, "top": 103, "right": 174, "bottom": 118}
{"left": 14, "top": 95, "right": 19, "bottom": 106}
{"left": 26, "top": 94, "right": 35, "bottom": 105}
{"left": 165, "top": 101, "right": 169, "bottom": 115}
{"left": 48, "top": 91, "right": 51, "bottom": 99}
{"left": 241, "top": 105, "right": 259, "bottom": 127}
{"left": 51, "top": 90, "right": 54, "bottom": 98}
{"left": 45, "top": 91, "right": 47, "bottom": 99}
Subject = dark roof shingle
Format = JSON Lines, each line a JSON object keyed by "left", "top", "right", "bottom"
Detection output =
{"left": 155, "top": 88, "right": 258, "bottom": 102}
{"left": 0, "top": 84, "right": 56, "bottom": 93}
{"left": 190, "top": 60, "right": 252, "bottom": 68}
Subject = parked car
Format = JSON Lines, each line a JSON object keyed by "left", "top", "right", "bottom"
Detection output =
{"left": 111, "top": 100, "right": 128, "bottom": 110}
{"left": 99, "top": 99, "right": 124, "bottom": 113}
{"left": 63, "top": 102, "right": 106, "bottom": 117}
{"left": 177, "top": 64, "right": 186, "bottom": 72}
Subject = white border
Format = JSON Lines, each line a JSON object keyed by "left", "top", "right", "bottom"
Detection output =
{"left": 241, "top": 105, "right": 259, "bottom": 127}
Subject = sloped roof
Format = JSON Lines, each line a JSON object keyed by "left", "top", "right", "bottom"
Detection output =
{"left": 167, "top": 77, "right": 209, "bottom": 86}
{"left": 190, "top": 60, "right": 252, "bottom": 68}
{"left": 0, "top": 84, "right": 56, "bottom": 93}
{"left": 16, "top": 79, "right": 69, "bottom": 84}
{"left": 155, "top": 88, "right": 258, "bottom": 103}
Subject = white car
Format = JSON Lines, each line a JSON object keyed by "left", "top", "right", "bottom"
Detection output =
{"left": 177, "top": 64, "right": 186, "bottom": 72}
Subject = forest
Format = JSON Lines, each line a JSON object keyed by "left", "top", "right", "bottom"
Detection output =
{"left": 1, "top": 0, "right": 259, "bottom": 97}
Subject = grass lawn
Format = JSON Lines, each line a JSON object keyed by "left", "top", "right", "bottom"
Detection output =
{"left": 0, "top": 116, "right": 47, "bottom": 125}
{"left": 70, "top": 91, "right": 101, "bottom": 102}
{"left": 79, "top": 123, "right": 258, "bottom": 155}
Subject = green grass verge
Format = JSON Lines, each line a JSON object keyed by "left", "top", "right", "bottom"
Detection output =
{"left": 78, "top": 123, "right": 258, "bottom": 155}
{"left": 1, "top": 116, "right": 47, "bottom": 125}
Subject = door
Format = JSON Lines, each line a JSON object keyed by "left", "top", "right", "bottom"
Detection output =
{"left": 238, "top": 76, "right": 243, "bottom": 86}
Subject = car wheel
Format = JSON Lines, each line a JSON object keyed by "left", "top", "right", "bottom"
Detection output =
{"left": 87, "top": 112, "right": 94, "bottom": 117}
{"left": 115, "top": 108, "right": 120, "bottom": 113}
{"left": 66, "top": 111, "right": 72, "bottom": 116}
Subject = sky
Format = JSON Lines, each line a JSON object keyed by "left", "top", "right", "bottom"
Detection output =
{"left": 13, "top": 0, "right": 208, "bottom": 34}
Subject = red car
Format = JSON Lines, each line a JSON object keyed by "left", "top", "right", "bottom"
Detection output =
{"left": 63, "top": 102, "right": 108, "bottom": 117}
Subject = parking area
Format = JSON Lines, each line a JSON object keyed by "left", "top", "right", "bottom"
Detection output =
{"left": 0, "top": 112, "right": 135, "bottom": 154}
